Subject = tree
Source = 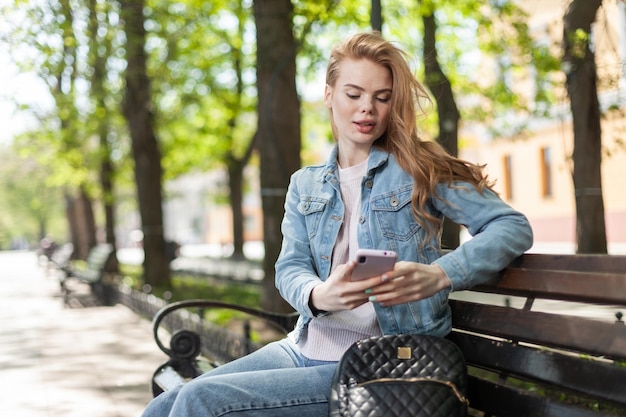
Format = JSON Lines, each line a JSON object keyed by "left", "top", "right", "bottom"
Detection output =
{"left": 562, "top": 0, "right": 607, "bottom": 254}
{"left": 1, "top": 0, "right": 128, "bottom": 260}
{"left": 420, "top": 0, "right": 461, "bottom": 249}
{"left": 9, "top": 0, "right": 99, "bottom": 259}
{"left": 87, "top": 0, "right": 119, "bottom": 270}
{"left": 120, "top": 0, "right": 171, "bottom": 287}
{"left": 143, "top": 0, "right": 259, "bottom": 259}
{"left": 254, "top": 0, "right": 301, "bottom": 311}
{"left": 86, "top": 0, "right": 113, "bottom": 243}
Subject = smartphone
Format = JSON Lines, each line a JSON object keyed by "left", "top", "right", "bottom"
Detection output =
{"left": 351, "top": 249, "right": 397, "bottom": 281}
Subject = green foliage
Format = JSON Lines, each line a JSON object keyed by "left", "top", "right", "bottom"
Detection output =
{"left": 1, "top": 0, "right": 568, "bottom": 250}
{"left": 144, "top": 0, "right": 258, "bottom": 178}
{"left": 0, "top": 142, "right": 67, "bottom": 248}
{"left": 3, "top": 0, "right": 131, "bottom": 210}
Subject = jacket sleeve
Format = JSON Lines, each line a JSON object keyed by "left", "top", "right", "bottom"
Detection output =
{"left": 432, "top": 182, "right": 533, "bottom": 291}
{"left": 274, "top": 170, "right": 323, "bottom": 317}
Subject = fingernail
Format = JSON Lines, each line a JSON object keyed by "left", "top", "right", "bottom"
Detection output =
{"left": 381, "top": 274, "right": 389, "bottom": 282}
{"left": 368, "top": 295, "right": 376, "bottom": 302}
{"left": 365, "top": 288, "right": 372, "bottom": 294}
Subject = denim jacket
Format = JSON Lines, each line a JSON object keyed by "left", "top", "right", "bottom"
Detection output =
{"left": 275, "top": 145, "right": 533, "bottom": 343}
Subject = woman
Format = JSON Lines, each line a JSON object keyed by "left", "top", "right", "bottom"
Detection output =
{"left": 142, "top": 31, "right": 532, "bottom": 417}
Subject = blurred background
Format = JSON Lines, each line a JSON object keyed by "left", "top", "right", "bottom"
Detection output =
{"left": 0, "top": 0, "right": 625, "bottom": 311}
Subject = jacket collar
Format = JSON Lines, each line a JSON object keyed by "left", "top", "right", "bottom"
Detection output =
{"left": 321, "top": 145, "right": 390, "bottom": 183}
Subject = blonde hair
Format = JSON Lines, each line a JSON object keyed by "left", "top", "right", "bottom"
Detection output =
{"left": 326, "top": 32, "right": 493, "bottom": 243}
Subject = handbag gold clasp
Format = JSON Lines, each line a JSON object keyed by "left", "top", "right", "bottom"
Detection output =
{"left": 397, "top": 346, "right": 412, "bottom": 359}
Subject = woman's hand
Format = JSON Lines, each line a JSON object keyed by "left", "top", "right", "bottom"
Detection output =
{"left": 309, "top": 261, "right": 388, "bottom": 313}
{"left": 309, "top": 261, "right": 452, "bottom": 313}
{"left": 365, "top": 261, "right": 452, "bottom": 307}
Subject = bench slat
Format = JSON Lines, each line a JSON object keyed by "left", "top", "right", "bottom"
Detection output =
{"left": 511, "top": 253, "right": 626, "bottom": 274}
{"left": 475, "top": 268, "right": 626, "bottom": 305}
{"left": 450, "top": 300, "right": 626, "bottom": 359}
{"left": 467, "top": 376, "right": 614, "bottom": 417}
{"left": 450, "top": 332, "right": 626, "bottom": 406}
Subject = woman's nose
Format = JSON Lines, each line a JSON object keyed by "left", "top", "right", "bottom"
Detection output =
{"left": 360, "top": 98, "right": 374, "bottom": 113}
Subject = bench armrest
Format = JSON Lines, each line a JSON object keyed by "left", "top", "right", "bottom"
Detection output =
{"left": 152, "top": 299, "right": 299, "bottom": 357}
{"left": 150, "top": 299, "right": 299, "bottom": 396}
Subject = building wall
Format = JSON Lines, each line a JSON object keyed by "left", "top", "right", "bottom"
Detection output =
{"left": 163, "top": 166, "right": 265, "bottom": 246}
{"left": 461, "top": 109, "right": 626, "bottom": 252}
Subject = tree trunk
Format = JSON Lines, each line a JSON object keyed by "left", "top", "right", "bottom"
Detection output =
{"left": 228, "top": 159, "right": 246, "bottom": 260}
{"left": 67, "top": 188, "right": 97, "bottom": 259}
{"left": 120, "top": 0, "right": 171, "bottom": 287}
{"left": 88, "top": 0, "right": 118, "bottom": 272}
{"left": 227, "top": 132, "right": 259, "bottom": 260}
{"left": 422, "top": 9, "right": 461, "bottom": 249}
{"left": 371, "top": 0, "right": 382, "bottom": 31}
{"left": 563, "top": 0, "right": 607, "bottom": 254}
{"left": 65, "top": 193, "right": 79, "bottom": 259}
{"left": 254, "top": 0, "right": 301, "bottom": 312}
{"left": 100, "top": 152, "right": 119, "bottom": 273}
{"left": 80, "top": 187, "right": 97, "bottom": 253}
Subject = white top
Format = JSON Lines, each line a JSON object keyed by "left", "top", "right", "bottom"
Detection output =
{"left": 297, "top": 157, "right": 381, "bottom": 361}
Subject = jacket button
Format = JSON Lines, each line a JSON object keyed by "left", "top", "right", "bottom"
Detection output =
{"left": 390, "top": 196, "right": 399, "bottom": 207}
{"left": 365, "top": 180, "right": 373, "bottom": 188}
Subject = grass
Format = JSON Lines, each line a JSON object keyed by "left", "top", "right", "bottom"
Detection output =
{"left": 119, "top": 263, "right": 261, "bottom": 307}
{"left": 118, "top": 262, "right": 277, "bottom": 343}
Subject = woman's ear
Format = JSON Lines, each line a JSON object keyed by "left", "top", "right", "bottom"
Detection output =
{"left": 324, "top": 84, "right": 332, "bottom": 109}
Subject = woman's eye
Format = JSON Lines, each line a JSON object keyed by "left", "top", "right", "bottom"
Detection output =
{"left": 347, "top": 93, "right": 359, "bottom": 100}
{"left": 376, "top": 96, "right": 390, "bottom": 103}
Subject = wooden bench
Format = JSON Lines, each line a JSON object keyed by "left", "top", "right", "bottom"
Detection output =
{"left": 60, "top": 243, "right": 117, "bottom": 306}
{"left": 47, "top": 242, "right": 74, "bottom": 275}
{"left": 149, "top": 253, "right": 626, "bottom": 416}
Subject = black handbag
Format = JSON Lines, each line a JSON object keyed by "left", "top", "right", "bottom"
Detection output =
{"left": 329, "top": 334, "right": 469, "bottom": 417}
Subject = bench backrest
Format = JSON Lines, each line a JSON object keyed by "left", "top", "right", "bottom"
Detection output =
{"left": 86, "top": 243, "right": 115, "bottom": 271}
{"left": 50, "top": 243, "right": 74, "bottom": 267}
{"left": 449, "top": 253, "right": 626, "bottom": 417}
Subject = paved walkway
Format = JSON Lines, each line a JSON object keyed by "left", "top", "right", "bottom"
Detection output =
{"left": 0, "top": 250, "right": 164, "bottom": 417}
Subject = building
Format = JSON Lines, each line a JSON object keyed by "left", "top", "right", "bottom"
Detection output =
{"left": 461, "top": 0, "right": 626, "bottom": 254}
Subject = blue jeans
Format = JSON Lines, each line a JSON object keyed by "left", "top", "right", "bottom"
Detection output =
{"left": 142, "top": 338, "right": 337, "bottom": 417}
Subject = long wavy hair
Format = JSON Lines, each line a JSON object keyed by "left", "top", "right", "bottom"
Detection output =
{"left": 326, "top": 32, "right": 494, "bottom": 243}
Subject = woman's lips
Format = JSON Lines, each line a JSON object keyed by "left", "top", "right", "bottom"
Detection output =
{"left": 354, "top": 120, "right": 376, "bottom": 134}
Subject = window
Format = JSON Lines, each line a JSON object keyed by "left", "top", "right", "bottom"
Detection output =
{"left": 503, "top": 154, "right": 513, "bottom": 200}
{"left": 540, "top": 147, "right": 553, "bottom": 197}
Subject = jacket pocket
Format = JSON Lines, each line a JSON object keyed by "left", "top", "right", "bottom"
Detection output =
{"left": 371, "top": 186, "right": 420, "bottom": 241}
{"left": 297, "top": 197, "right": 328, "bottom": 239}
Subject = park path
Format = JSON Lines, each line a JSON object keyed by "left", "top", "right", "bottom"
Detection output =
{"left": 0, "top": 250, "right": 164, "bottom": 417}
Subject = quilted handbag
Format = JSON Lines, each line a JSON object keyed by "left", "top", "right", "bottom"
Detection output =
{"left": 329, "top": 334, "right": 468, "bottom": 417}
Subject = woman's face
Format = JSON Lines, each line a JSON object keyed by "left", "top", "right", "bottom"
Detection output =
{"left": 325, "top": 58, "right": 392, "bottom": 153}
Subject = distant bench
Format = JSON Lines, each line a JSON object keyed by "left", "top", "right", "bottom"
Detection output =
{"left": 58, "top": 243, "right": 117, "bottom": 306}
{"left": 148, "top": 253, "right": 626, "bottom": 416}
{"left": 48, "top": 242, "right": 74, "bottom": 274}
